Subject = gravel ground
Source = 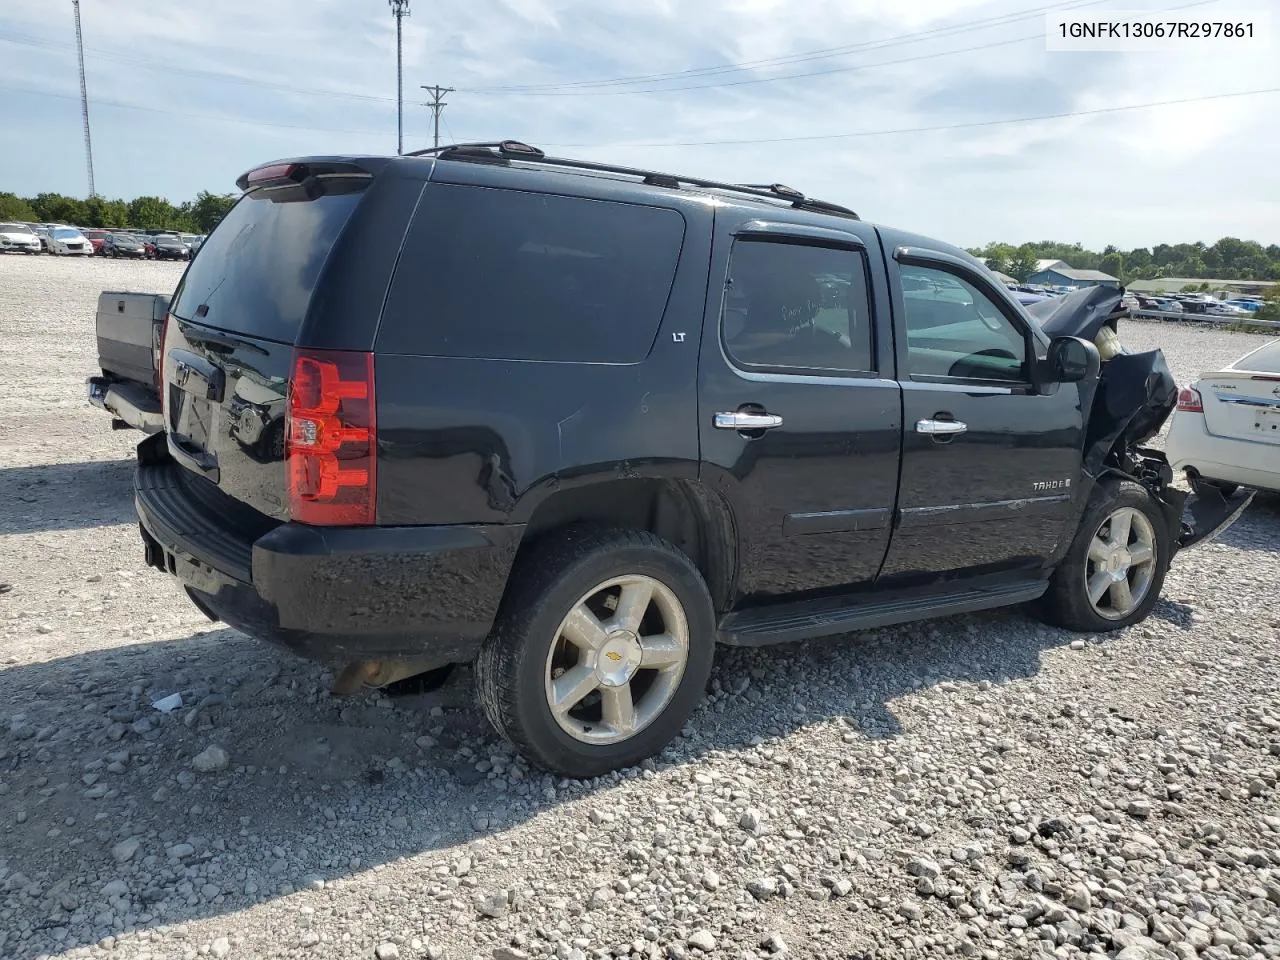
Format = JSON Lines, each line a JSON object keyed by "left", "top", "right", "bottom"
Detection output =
{"left": 1, "top": 254, "right": 1278, "bottom": 960}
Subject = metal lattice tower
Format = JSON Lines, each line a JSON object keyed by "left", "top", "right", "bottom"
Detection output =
{"left": 72, "top": 0, "right": 96, "bottom": 196}
{"left": 389, "top": 0, "right": 410, "bottom": 155}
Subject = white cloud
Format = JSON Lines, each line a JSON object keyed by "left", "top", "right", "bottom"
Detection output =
{"left": 1, "top": 0, "right": 1275, "bottom": 248}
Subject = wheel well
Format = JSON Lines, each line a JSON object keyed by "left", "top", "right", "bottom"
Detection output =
{"left": 521, "top": 479, "right": 737, "bottom": 612}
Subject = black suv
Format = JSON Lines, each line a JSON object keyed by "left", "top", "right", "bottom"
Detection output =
{"left": 134, "top": 141, "right": 1247, "bottom": 778}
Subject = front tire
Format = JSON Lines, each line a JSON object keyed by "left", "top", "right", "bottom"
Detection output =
{"left": 1035, "top": 480, "right": 1171, "bottom": 632}
{"left": 475, "top": 528, "right": 715, "bottom": 778}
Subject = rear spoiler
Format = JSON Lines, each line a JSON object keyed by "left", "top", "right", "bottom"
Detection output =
{"left": 235, "top": 158, "right": 381, "bottom": 192}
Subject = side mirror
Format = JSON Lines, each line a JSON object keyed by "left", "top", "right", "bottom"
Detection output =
{"left": 1042, "top": 336, "right": 1100, "bottom": 387}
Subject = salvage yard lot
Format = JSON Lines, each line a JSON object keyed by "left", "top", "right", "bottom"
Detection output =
{"left": 1, "top": 255, "right": 1278, "bottom": 960}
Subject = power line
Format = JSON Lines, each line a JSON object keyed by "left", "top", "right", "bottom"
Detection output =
{"left": 461, "top": 0, "right": 1222, "bottom": 98}
{"left": 0, "top": 0, "right": 1096, "bottom": 103}
{"left": 0, "top": 0, "right": 1221, "bottom": 106}
{"left": 537, "top": 86, "right": 1280, "bottom": 148}
{"left": 0, "top": 84, "right": 389, "bottom": 137}
{"left": 5, "top": 84, "right": 1273, "bottom": 150}
{"left": 0, "top": 31, "right": 397, "bottom": 106}
{"left": 465, "top": 0, "right": 1114, "bottom": 93}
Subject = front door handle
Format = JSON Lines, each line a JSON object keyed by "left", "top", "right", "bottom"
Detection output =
{"left": 916, "top": 418, "right": 967, "bottom": 436}
{"left": 714, "top": 411, "right": 784, "bottom": 431}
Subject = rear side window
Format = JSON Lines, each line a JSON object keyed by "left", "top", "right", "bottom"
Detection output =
{"left": 722, "top": 238, "right": 875, "bottom": 374}
{"left": 380, "top": 184, "right": 685, "bottom": 363}
{"left": 170, "top": 179, "right": 366, "bottom": 344}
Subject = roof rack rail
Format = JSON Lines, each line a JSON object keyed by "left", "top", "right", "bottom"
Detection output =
{"left": 406, "top": 140, "right": 545, "bottom": 160}
{"left": 405, "top": 141, "right": 859, "bottom": 220}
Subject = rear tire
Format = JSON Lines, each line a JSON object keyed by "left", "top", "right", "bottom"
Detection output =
{"left": 475, "top": 527, "right": 715, "bottom": 778}
{"left": 1034, "top": 480, "right": 1171, "bottom": 632}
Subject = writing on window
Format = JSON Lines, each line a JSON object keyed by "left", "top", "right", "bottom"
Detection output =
{"left": 900, "top": 265, "right": 1027, "bottom": 382}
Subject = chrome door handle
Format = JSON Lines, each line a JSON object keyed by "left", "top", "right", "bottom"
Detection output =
{"left": 714, "top": 411, "right": 784, "bottom": 430}
{"left": 916, "top": 418, "right": 967, "bottom": 436}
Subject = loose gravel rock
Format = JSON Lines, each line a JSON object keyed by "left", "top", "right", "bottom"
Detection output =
{"left": 2, "top": 256, "right": 1279, "bottom": 959}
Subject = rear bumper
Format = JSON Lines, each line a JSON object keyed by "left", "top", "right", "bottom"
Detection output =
{"left": 1166, "top": 412, "right": 1280, "bottom": 494}
{"left": 134, "top": 461, "right": 524, "bottom": 663}
{"left": 88, "top": 377, "right": 164, "bottom": 433}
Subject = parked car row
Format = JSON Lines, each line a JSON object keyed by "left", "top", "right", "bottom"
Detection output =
{"left": 1132, "top": 293, "right": 1262, "bottom": 317}
{"left": 0, "top": 221, "right": 205, "bottom": 259}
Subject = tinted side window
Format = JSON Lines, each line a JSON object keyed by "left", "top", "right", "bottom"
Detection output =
{"left": 722, "top": 238, "right": 874, "bottom": 374}
{"left": 380, "top": 185, "right": 685, "bottom": 363}
{"left": 899, "top": 264, "right": 1028, "bottom": 382}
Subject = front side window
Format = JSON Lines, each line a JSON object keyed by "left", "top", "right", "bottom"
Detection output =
{"left": 900, "top": 264, "right": 1028, "bottom": 383}
{"left": 722, "top": 238, "right": 875, "bottom": 374}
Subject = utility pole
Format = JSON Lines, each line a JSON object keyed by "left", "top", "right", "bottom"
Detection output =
{"left": 421, "top": 85, "right": 455, "bottom": 150}
{"left": 72, "top": 0, "right": 96, "bottom": 196}
{"left": 389, "top": 0, "right": 410, "bottom": 155}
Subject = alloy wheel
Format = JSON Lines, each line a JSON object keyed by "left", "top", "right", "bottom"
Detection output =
{"left": 543, "top": 574, "right": 690, "bottom": 745}
{"left": 1084, "top": 506, "right": 1157, "bottom": 620}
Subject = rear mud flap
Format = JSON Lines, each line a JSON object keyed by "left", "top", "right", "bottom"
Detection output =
{"left": 1177, "top": 485, "right": 1255, "bottom": 551}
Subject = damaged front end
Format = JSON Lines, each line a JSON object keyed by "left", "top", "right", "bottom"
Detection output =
{"left": 1027, "top": 286, "right": 1253, "bottom": 554}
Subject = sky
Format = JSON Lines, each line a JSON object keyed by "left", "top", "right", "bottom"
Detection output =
{"left": 1, "top": 0, "right": 1276, "bottom": 249}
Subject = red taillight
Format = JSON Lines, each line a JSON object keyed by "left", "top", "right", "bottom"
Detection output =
{"left": 286, "top": 348, "right": 376, "bottom": 525}
{"left": 246, "top": 162, "right": 297, "bottom": 184}
{"left": 1177, "top": 387, "right": 1203, "bottom": 413}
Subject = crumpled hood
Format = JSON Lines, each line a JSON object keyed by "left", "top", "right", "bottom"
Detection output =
{"left": 1025, "top": 284, "right": 1126, "bottom": 341}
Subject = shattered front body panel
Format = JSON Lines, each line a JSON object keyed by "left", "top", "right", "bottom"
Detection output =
{"left": 1027, "top": 286, "right": 1253, "bottom": 553}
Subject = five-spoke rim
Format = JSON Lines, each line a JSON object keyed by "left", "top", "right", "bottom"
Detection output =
{"left": 1084, "top": 506, "right": 1157, "bottom": 620}
{"left": 543, "top": 574, "right": 689, "bottom": 745}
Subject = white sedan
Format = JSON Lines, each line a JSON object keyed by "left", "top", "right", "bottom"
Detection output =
{"left": 47, "top": 225, "right": 94, "bottom": 256}
{"left": 0, "top": 222, "right": 42, "bottom": 254}
{"left": 1166, "top": 339, "right": 1280, "bottom": 495}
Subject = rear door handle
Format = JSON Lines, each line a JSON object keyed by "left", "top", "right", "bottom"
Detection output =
{"left": 916, "top": 418, "right": 967, "bottom": 436}
{"left": 714, "top": 411, "right": 784, "bottom": 430}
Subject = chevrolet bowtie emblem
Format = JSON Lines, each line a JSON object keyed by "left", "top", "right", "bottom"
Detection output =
{"left": 605, "top": 651, "right": 623, "bottom": 662}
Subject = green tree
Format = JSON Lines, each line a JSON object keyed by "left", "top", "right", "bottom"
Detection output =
{"left": 189, "top": 191, "right": 236, "bottom": 233}
{"left": 1098, "top": 252, "right": 1125, "bottom": 281}
{"left": 127, "top": 196, "right": 181, "bottom": 230}
{"left": 0, "top": 192, "right": 38, "bottom": 221}
{"left": 83, "top": 196, "right": 130, "bottom": 228}
{"left": 1258, "top": 286, "right": 1280, "bottom": 321}
{"left": 29, "top": 192, "right": 89, "bottom": 225}
{"left": 1008, "top": 247, "right": 1039, "bottom": 282}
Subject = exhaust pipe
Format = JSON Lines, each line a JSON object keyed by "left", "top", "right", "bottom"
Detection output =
{"left": 331, "top": 658, "right": 452, "bottom": 696}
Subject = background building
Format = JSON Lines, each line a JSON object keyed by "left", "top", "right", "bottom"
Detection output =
{"left": 1026, "top": 261, "right": 1120, "bottom": 289}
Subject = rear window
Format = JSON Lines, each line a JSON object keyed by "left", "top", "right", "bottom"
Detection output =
{"left": 1238, "top": 340, "right": 1280, "bottom": 374}
{"left": 379, "top": 184, "right": 685, "bottom": 363}
{"left": 170, "top": 179, "right": 366, "bottom": 344}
